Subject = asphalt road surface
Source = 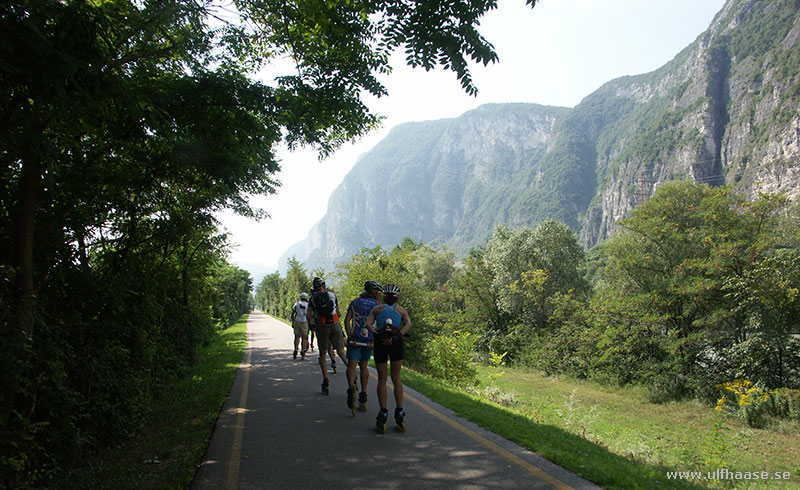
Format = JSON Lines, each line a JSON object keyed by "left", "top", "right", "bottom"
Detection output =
{"left": 192, "top": 312, "right": 599, "bottom": 490}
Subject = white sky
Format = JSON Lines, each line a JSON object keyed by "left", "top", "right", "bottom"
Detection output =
{"left": 218, "top": 0, "right": 727, "bottom": 272}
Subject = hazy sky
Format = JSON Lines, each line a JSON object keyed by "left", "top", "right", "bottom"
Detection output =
{"left": 218, "top": 0, "right": 727, "bottom": 272}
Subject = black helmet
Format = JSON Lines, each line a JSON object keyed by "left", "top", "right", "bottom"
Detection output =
{"left": 312, "top": 277, "right": 325, "bottom": 289}
{"left": 364, "top": 280, "right": 383, "bottom": 293}
{"left": 383, "top": 283, "right": 399, "bottom": 295}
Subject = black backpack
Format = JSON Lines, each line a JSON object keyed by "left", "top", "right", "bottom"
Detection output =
{"left": 312, "top": 291, "right": 335, "bottom": 316}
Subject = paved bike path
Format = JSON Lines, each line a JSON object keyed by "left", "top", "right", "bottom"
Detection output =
{"left": 192, "top": 312, "right": 599, "bottom": 489}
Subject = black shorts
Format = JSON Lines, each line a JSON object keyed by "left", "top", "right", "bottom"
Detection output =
{"left": 373, "top": 337, "right": 404, "bottom": 363}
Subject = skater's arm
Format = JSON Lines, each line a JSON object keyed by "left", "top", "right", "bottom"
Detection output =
{"left": 364, "top": 305, "right": 385, "bottom": 334}
{"left": 344, "top": 308, "right": 353, "bottom": 337}
{"left": 397, "top": 306, "right": 412, "bottom": 336}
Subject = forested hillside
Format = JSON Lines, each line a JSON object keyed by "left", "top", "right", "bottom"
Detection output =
{"left": 281, "top": 0, "right": 800, "bottom": 270}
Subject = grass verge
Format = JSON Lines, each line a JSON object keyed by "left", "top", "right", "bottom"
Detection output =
{"left": 63, "top": 315, "right": 248, "bottom": 489}
{"left": 402, "top": 365, "right": 800, "bottom": 489}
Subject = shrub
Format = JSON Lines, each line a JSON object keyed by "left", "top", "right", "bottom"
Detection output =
{"left": 715, "top": 379, "right": 800, "bottom": 428}
{"left": 424, "top": 330, "right": 477, "bottom": 387}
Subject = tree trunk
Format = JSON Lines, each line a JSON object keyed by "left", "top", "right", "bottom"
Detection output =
{"left": 2, "top": 155, "right": 39, "bottom": 427}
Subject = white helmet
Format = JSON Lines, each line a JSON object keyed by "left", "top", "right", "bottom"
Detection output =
{"left": 300, "top": 293, "right": 308, "bottom": 300}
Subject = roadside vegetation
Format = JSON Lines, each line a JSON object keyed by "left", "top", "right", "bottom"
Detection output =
{"left": 60, "top": 316, "right": 248, "bottom": 490}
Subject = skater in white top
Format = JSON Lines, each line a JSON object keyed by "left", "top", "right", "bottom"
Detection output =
{"left": 291, "top": 293, "right": 310, "bottom": 360}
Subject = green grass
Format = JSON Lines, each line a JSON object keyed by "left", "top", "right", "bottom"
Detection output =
{"left": 402, "top": 364, "right": 800, "bottom": 489}
{"left": 63, "top": 316, "right": 248, "bottom": 489}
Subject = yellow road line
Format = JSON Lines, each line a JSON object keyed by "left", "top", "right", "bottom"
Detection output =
{"left": 377, "top": 373, "right": 574, "bottom": 490}
{"left": 224, "top": 345, "right": 252, "bottom": 490}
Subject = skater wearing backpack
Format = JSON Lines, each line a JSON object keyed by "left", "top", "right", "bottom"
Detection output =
{"left": 309, "top": 277, "right": 348, "bottom": 395}
{"left": 290, "top": 293, "right": 310, "bottom": 360}
{"left": 364, "top": 283, "right": 412, "bottom": 432}
{"left": 343, "top": 281, "right": 383, "bottom": 414}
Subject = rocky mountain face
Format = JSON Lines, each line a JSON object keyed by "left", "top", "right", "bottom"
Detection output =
{"left": 279, "top": 0, "right": 800, "bottom": 271}
{"left": 579, "top": 0, "right": 800, "bottom": 246}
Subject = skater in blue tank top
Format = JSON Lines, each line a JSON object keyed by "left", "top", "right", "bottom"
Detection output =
{"left": 365, "top": 283, "right": 412, "bottom": 433}
{"left": 343, "top": 280, "right": 382, "bottom": 414}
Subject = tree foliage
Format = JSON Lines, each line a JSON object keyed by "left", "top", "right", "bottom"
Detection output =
{"left": 1, "top": 0, "right": 534, "bottom": 484}
{"left": 255, "top": 257, "right": 311, "bottom": 319}
{"left": 476, "top": 220, "right": 589, "bottom": 357}
{"left": 594, "top": 182, "right": 798, "bottom": 399}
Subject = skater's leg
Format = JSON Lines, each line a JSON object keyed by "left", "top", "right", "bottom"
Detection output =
{"left": 346, "top": 358, "right": 358, "bottom": 388}
{"left": 390, "top": 359, "right": 403, "bottom": 408}
{"left": 358, "top": 359, "right": 369, "bottom": 393}
{"left": 318, "top": 349, "right": 328, "bottom": 377}
{"left": 316, "top": 325, "right": 331, "bottom": 378}
{"left": 376, "top": 362, "right": 389, "bottom": 410}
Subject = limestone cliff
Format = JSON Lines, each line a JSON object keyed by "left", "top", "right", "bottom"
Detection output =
{"left": 280, "top": 104, "right": 569, "bottom": 270}
{"left": 579, "top": 0, "right": 800, "bottom": 246}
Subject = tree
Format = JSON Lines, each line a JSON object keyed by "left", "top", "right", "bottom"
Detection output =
{"left": 257, "top": 272, "right": 284, "bottom": 316}
{"left": 414, "top": 245, "right": 456, "bottom": 291}
{"left": 484, "top": 220, "right": 588, "bottom": 332}
{"left": 283, "top": 257, "right": 311, "bottom": 318}
{"left": 598, "top": 181, "right": 794, "bottom": 397}
{"left": 210, "top": 263, "right": 254, "bottom": 326}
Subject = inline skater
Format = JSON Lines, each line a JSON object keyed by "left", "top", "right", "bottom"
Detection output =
{"left": 364, "top": 283, "right": 412, "bottom": 432}
{"left": 344, "top": 281, "right": 382, "bottom": 415}
{"left": 308, "top": 287, "right": 336, "bottom": 369}
{"left": 290, "top": 293, "right": 310, "bottom": 360}
{"left": 310, "top": 277, "right": 348, "bottom": 395}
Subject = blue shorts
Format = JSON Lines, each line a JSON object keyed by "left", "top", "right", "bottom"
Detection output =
{"left": 346, "top": 345, "right": 373, "bottom": 361}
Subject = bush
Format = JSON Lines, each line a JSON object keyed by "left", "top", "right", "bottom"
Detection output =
{"left": 424, "top": 330, "right": 478, "bottom": 387}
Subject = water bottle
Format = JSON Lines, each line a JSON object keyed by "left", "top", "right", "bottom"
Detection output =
{"left": 382, "top": 318, "right": 393, "bottom": 345}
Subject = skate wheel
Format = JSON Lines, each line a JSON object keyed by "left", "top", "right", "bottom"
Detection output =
{"left": 396, "top": 422, "right": 406, "bottom": 432}
{"left": 376, "top": 422, "right": 386, "bottom": 434}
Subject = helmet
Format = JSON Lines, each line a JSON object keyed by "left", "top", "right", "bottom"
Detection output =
{"left": 364, "top": 280, "right": 383, "bottom": 293}
{"left": 300, "top": 293, "right": 308, "bottom": 300}
{"left": 312, "top": 277, "right": 325, "bottom": 289}
{"left": 383, "top": 283, "right": 399, "bottom": 295}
